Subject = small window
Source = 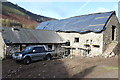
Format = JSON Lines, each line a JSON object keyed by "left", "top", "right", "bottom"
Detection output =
{"left": 66, "top": 41, "right": 70, "bottom": 46}
{"left": 74, "top": 38, "right": 79, "bottom": 43}
{"left": 86, "top": 40, "right": 89, "bottom": 43}
{"left": 90, "top": 40, "right": 92, "bottom": 42}
{"left": 112, "top": 26, "right": 116, "bottom": 40}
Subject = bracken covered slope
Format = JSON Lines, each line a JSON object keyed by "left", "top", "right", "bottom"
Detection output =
{"left": 0, "top": 1, "right": 56, "bottom": 29}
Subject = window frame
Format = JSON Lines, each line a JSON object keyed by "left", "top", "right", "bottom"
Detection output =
{"left": 74, "top": 37, "right": 79, "bottom": 43}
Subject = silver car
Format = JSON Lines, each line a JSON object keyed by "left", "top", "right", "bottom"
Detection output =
{"left": 12, "top": 45, "right": 56, "bottom": 64}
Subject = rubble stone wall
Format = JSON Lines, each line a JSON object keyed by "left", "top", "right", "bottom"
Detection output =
{"left": 57, "top": 32, "right": 103, "bottom": 57}
{"left": 0, "top": 32, "right": 6, "bottom": 60}
{"left": 103, "top": 14, "right": 120, "bottom": 52}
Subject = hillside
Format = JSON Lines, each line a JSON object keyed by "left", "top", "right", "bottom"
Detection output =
{"left": 0, "top": 1, "right": 56, "bottom": 29}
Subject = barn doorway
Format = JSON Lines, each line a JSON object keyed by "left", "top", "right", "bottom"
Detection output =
{"left": 48, "top": 45, "right": 53, "bottom": 51}
{"left": 65, "top": 41, "right": 70, "bottom": 56}
{"left": 112, "top": 26, "right": 116, "bottom": 40}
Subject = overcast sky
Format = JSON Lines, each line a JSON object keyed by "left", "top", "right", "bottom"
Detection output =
{"left": 7, "top": 0, "right": 118, "bottom": 19}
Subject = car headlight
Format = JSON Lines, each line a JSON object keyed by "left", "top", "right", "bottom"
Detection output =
{"left": 12, "top": 53, "right": 15, "bottom": 56}
{"left": 18, "top": 54, "right": 22, "bottom": 57}
{"left": 12, "top": 54, "right": 15, "bottom": 57}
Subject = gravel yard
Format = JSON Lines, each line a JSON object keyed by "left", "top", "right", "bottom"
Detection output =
{"left": 2, "top": 55, "right": 119, "bottom": 79}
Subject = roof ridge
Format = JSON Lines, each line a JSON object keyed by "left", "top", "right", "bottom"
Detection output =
{"left": 69, "top": 11, "right": 115, "bottom": 19}
{"left": 46, "top": 11, "right": 115, "bottom": 21}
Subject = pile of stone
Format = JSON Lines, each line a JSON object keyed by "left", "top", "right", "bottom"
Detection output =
{"left": 104, "top": 52, "right": 115, "bottom": 58}
{"left": 103, "top": 41, "right": 118, "bottom": 58}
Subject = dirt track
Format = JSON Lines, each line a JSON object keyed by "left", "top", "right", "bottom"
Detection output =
{"left": 2, "top": 55, "right": 119, "bottom": 78}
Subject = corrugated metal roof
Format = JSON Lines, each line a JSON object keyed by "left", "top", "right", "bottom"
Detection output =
{"left": 37, "top": 11, "right": 115, "bottom": 33}
{"left": 1, "top": 27, "right": 65, "bottom": 44}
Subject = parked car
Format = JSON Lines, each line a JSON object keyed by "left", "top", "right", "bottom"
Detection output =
{"left": 12, "top": 45, "right": 56, "bottom": 64}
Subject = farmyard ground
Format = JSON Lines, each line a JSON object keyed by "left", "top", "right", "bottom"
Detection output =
{"left": 2, "top": 55, "right": 119, "bottom": 79}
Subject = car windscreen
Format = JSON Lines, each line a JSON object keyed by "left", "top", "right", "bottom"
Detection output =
{"left": 24, "top": 47, "right": 33, "bottom": 53}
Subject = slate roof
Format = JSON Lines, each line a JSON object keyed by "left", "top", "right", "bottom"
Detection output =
{"left": 1, "top": 27, "right": 65, "bottom": 44}
{"left": 37, "top": 11, "right": 115, "bottom": 33}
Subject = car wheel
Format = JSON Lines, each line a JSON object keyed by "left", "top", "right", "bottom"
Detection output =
{"left": 46, "top": 55, "right": 52, "bottom": 60}
{"left": 23, "top": 57, "right": 31, "bottom": 64}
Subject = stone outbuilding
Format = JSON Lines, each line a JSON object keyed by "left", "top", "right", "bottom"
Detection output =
{"left": 37, "top": 11, "right": 120, "bottom": 57}
{"left": 0, "top": 27, "right": 66, "bottom": 59}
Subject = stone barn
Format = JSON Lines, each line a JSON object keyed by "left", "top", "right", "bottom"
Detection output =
{"left": 0, "top": 27, "right": 65, "bottom": 59}
{"left": 37, "top": 11, "right": 120, "bottom": 57}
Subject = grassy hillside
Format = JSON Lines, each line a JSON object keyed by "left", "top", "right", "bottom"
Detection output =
{"left": 0, "top": 1, "right": 55, "bottom": 29}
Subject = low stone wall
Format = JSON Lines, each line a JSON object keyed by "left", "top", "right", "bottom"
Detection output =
{"left": 6, "top": 45, "right": 19, "bottom": 58}
{"left": 113, "top": 42, "right": 120, "bottom": 55}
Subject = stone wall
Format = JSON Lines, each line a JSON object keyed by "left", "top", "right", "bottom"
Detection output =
{"left": 6, "top": 45, "right": 19, "bottom": 58}
{"left": 0, "top": 32, "right": 6, "bottom": 60}
{"left": 103, "top": 14, "right": 120, "bottom": 52}
{"left": 57, "top": 32, "right": 103, "bottom": 57}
